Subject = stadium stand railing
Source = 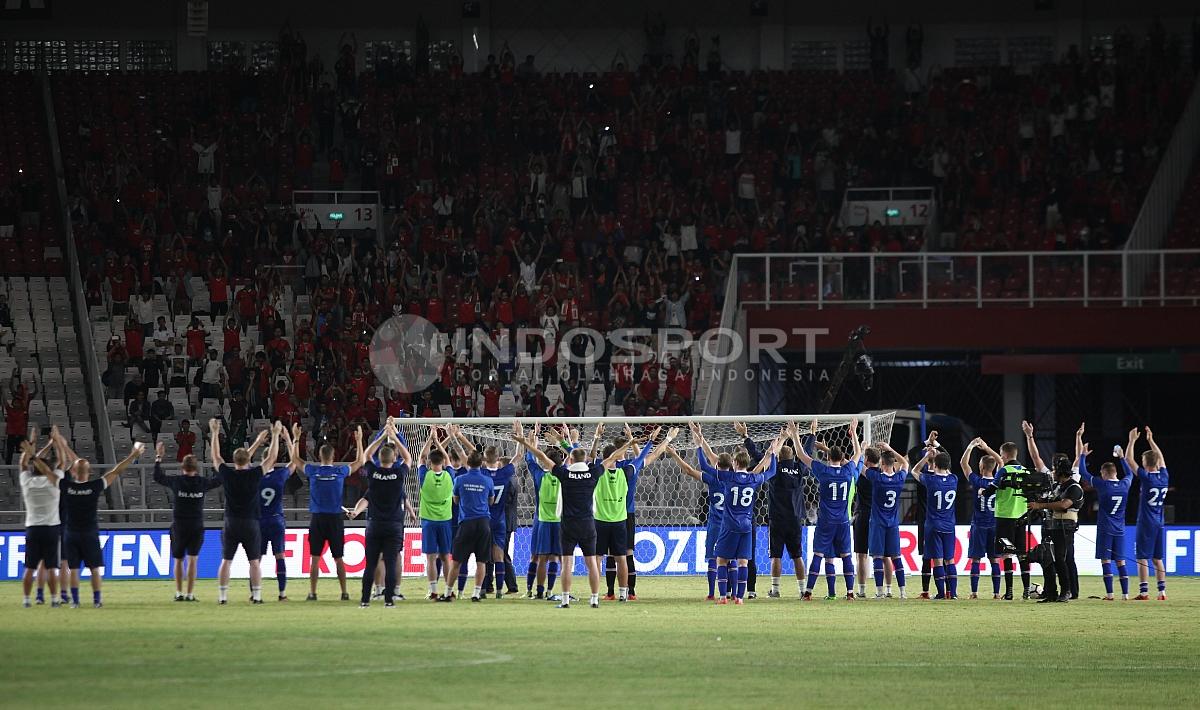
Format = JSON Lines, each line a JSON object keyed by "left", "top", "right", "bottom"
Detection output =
{"left": 733, "top": 249, "right": 1200, "bottom": 309}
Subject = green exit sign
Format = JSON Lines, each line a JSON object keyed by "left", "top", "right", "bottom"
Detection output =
{"left": 885, "top": 208, "right": 901, "bottom": 217}
{"left": 1081, "top": 353, "right": 1180, "bottom": 374}
{"left": 328, "top": 211, "right": 344, "bottom": 221}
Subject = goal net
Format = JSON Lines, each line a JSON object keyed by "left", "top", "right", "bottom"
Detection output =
{"left": 394, "top": 413, "right": 895, "bottom": 576}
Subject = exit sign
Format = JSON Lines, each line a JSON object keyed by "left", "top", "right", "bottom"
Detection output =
{"left": 1081, "top": 353, "right": 1180, "bottom": 374}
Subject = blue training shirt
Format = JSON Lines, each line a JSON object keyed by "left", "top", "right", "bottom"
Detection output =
{"left": 259, "top": 466, "right": 291, "bottom": 519}
{"left": 696, "top": 449, "right": 728, "bottom": 524}
{"left": 922, "top": 472, "right": 958, "bottom": 533}
{"left": 305, "top": 463, "right": 350, "bottom": 514}
{"left": 812, "top": 459, "right": 857, "bottom": 526}
{"left": 1081, "top": 453, "right": 1131, "bottom": 536}
{"left": 454, "top": 468, "right": 493, "bottom": 522}
{"left": 617, "top": 438, "right": 654, "bottom": 514}
{"left": 866, "top": 466, "right": 907, "bottom": 528}
{"left": 968, "top": 472, "right": 997, "bottom": 527}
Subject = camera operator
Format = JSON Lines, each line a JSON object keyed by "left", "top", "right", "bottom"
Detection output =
{"left": 1027, "top": 459, "right": 1083, "bottom": 604}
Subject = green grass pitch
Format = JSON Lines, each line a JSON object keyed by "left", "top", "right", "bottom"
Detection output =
{"left": 2, "top": 577, "right": 1198, "bottom": 709}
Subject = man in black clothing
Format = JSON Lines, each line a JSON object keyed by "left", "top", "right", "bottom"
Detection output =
{"left": 347, "top": 421, "right": 411, "bottom": 607}
{"left": 149, "top": 391, "right": 175, "bottom": 443}
{"left": 57, "top": 433, "right": 144, "bottom": 607}
{"left": 516, "top": 428, "right": 624, "bottom": 609}
{"left": 211, "top": 419, "right": 280, "bottom": 605}
{"left": 748, "top": 424, "right": 809, "bottom": 598}
{"left": 153, "top": 441, "right": 220, "bottom": 601}
{"left": 1028, "top": 462, "right": 1084, "bottom": 603}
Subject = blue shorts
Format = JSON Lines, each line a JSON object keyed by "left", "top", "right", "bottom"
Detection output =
{"left": 421, "top": 520, "right": 453, "bottom": 555}
{"left": 704, "top": 519, "right": 723, "bottom": 559}
{"left": 868, "top": 523, "right": 900, "bottom": 558}
{"left": 1135, "top": 524, "right": 1164, "bottom": 560}
{"left": 1095, "top": 529, "right": 1127, "bottom": 561}
{"left": 714, "top": 528, "right": 752, "bottom": 561}
{"left": 259, "top": 516, "right": 286, "bottom": 557}
{"left": 490, "top": 519, "right": 508, "bottom": 550}
{"left": 814, "top": 521, "right": 852, "bottom": 557}
{"left": 532, "top": 520, "right": 562, "bottom": 556}
{"left": 925, "top": 527, "right": 957, "bottom": 561}
{"left": 967, "top": 524, "right": 996, "bottom": 560}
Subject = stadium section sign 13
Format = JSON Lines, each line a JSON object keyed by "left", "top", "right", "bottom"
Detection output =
{"left": 1, "top": 526, "right": 1199, "bottom": 580}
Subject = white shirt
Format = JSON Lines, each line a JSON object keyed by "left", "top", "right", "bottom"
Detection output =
{"left": 680, "top": 224, "right": 698, "bottom": 251}
{"left": 21, "top": 469, "right": 62, "bottom": 527}
{"left": 201, "top": 359, "right": 225, "bottom": 385}
{"left": 519, "top": 261, "right": 537, "bottom": 292}
{"left": 133, "top": 297, "right": 155, "bottom": 325}
{"left": 193, "top": 142, "right": 217, "bottom": 173}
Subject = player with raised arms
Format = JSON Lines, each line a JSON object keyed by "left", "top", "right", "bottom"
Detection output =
{"left": 294, "top": 431, "right": 359, "bottom": 602}
{"left": 911, "top": 432, "right": 960, "bottom": 600}
{"left": 523, "top": 423, "right": 570, "bottom": 600}
{"left": 1075, "top": 423, "right": 1131, "bottom": 600}
{"left": 347, "top": 420, "right": 412, "bottom": 607}
{"left": 450, "top": 427, "right": 518, "bottom": 599}
{"left": 960, "top": 437, "right": 1001, "bottom": 600}
{"left": 441, "top": 446, "right": 497, "bottom": 603}
{"left": 604, "top": 423, "right": 664, "bottom": 600}
{"left": 1125, "top": 426, "right": 1169, "bottom": 601}
{"left": 152, "top": 437, "right": 220, "bottom": 602}
{"left": 58, "top": 431, "right": 144, "bottom": 608}
{"left": 864, "top": 439, "right": 911, "bottom": 599}
{"left": 19, "top": 428, "right": 62, "bottom": 607}
{"left": 211, "top": 420, "right": 279, "bottom": 605}
{"left": 708, "top": 428, "right": 782, "bottom": 604}
{"left": 740, "top": 421, "right": 809, "bottom": 599}
{"left": 796, "top": 418, "right": 863, "bottom": 600}
{"left": 682, "top": 421, "right": 733, "bottom": 600}
{"left": 417, "top": 427, "right": 456, "bottom": 600}
{"left": 249, "top": 422, "right": 303, "bottom": 602}
{"left": 515, "top": 423, "right": 626, "bottom": 608}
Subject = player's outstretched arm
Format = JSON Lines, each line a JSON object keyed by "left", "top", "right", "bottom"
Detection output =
{"left": 849, "top": 418, "right": 863, "bottom": 464}
{"left": 959, "top": 438, "right": 978, "bottom": 477}
{"left": 347, "top": 496, "right": 368, "bottom": 519}
{"left": 417, "top": 425, "right": 436, "bottom": 465}
{"left": 688, "top": 422, "right": 718, "bottom": 463}
{"left": 514, "top": 427, "right": 555, "bottom": 471}
{"left": 792, "top": 421, "right": 815, "bottom": 468}
{"left": 246, "top": 428, "right": 269, "bottom": 458}
{"left": 104, "top": 442, "right": 146, "bottom": 487}
{"left": 18, "top": 426, "right": 35, "bottom": 471}
{"left": 665, "top": 446, "right": 703, "bottom": 480}
{"left": 1022, "top": 420, "right": 1046, "bottom": 472}
{"left": 21, "top": 440, "right": 54, "bottom": 479}
{"left": 452, "top": 425, "right": 478, "bottom": 455}
{"left": 208, "top": 418, "right": 225, "bottom": 467}
{"left": 1145, "top": 426, "right": 1165, "bottom": 469}
{"left": 260, "top": 422, "right": 282, "bottom": 472}
{"left": 1123, "top": 427, "right": 1141, "bottom": 475}
{"left": 910, "top": 448, "right": 934, "bottom": 482}
{"left": 287, "top": 423, "right": 306, "bottom": 473}
{"left": 643, "top": 427, "right": 678, "bottom": 466}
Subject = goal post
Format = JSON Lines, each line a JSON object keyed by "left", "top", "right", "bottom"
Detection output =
{"left": 392, "top": 413, "right": 896, "bottom": 577}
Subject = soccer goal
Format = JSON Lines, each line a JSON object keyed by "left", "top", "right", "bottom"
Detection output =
{"left": 395, "top": 413, "right": 896, "bottom": 576}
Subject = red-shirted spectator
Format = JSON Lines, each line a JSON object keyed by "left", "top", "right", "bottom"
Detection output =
{"left": 210, "top": 267, "right": 229, "bottom": 318}
{"left": 175, "top": 420, "right": 197, "bottom": 462}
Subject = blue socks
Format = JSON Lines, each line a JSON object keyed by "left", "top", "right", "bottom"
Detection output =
{"left": 824, "top": 559, "right": 837, "bottom": 597}
{"left": 36, "top": 588, "right": 44, "bottom": 603}
{"left": 842, "top": 557, "right": 854, "bottom": 593}
{"left": 457, "top": 567, "right": 468, "bottom": 592}
{"left": 1158, "top": 580, "right": 1166, "bottom": 593}
{"left": 526, "top": 561, "right": 537, "bottom": 592}
{"left": 725, "top": 564, "right": 736, "bottom": 597}
{"left": 493, "top": 562, "right": 505, "bottom": 590}
{"left": 71, "top": 587, "right": 80, "bottom": 604}
{"left": 969, "top": 561, "right": 980, "bottom": 594}
{"left": 945, "top": 564, "right": 957, "bottom": 598}
{"left": 276, "top": 558, "right": 287, "bottom": 593}
{"left": 717, "top": 564, "right": 729, "bottom": 598}
{"left": 806, "top": 556, "right": 821, "bottom": 593}
{"left": 93, "top": 590, "right": 101, "bottom": 605}
{"left": 933, "top": 564, "right": 946, "bottom": 597}
{"left": 891, "top": 557, "right": 906, "bottom": 589}
{"left": 1102, "top": 561, "right": 1114, "bottom": 595}
{"left": 707, "top": 558, "right": 717, "bottom": 597}
{"left": 1117, "top": 564, "right": 1129, "bottom": 596}
{"left": 547, "top": 560, "right": 559, "bottom": 593}
{"left": 990, "top": 560, "right": 1001, "bottom": 595}
{"left": 1140, "top": 581, "right": 1149, "bottom": 595}
{"left": 873, "top": 558, "right": 884, "bottom": 589}
{"left": 736, "top": 566, "right": 748, "bottom": 599}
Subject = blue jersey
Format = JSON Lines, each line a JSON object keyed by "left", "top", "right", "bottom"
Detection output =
{"left": 367, "top": 425, "right": 408, "bottom": 465}
{"left": 1081, "top": 454, "right": 1131, "bottom": 536}
{"left": 305, "top": 463, "right": 350, "bottom": 514}
{"left": 968, "top": 473, "right": 997, "bottom": 526}
{"left": 696, "top": 450, "right": 727, "bottom": 521}
{"left": 922, "top": 472, "right": 959, "bottom": 533}
{"left": 617, "top": 439, "right": 653, "bottom": 514}
{"left": 258, "top": 466, "right": 291, "bottom": 519}
{"left": 866, "top": 467, "right": 907, "bottom": 528}
{"left": 812, "top": 460, "right": 857, "bottom": 526}
{"left": 1124, "top": 461, "right": 1168, "bottom": 527}
{"left": 716, "top": 457, "right": 777, "bottom": 534}
{"left": 484, "top": 463, "right": 516, "bottom": 526}
{"left": 453, "top": 468, "right": 493, "bottom": 522}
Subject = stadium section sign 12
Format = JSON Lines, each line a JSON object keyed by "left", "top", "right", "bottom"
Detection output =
{"left": 2, "top": 526, "right": 1199, "bottom": 580}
